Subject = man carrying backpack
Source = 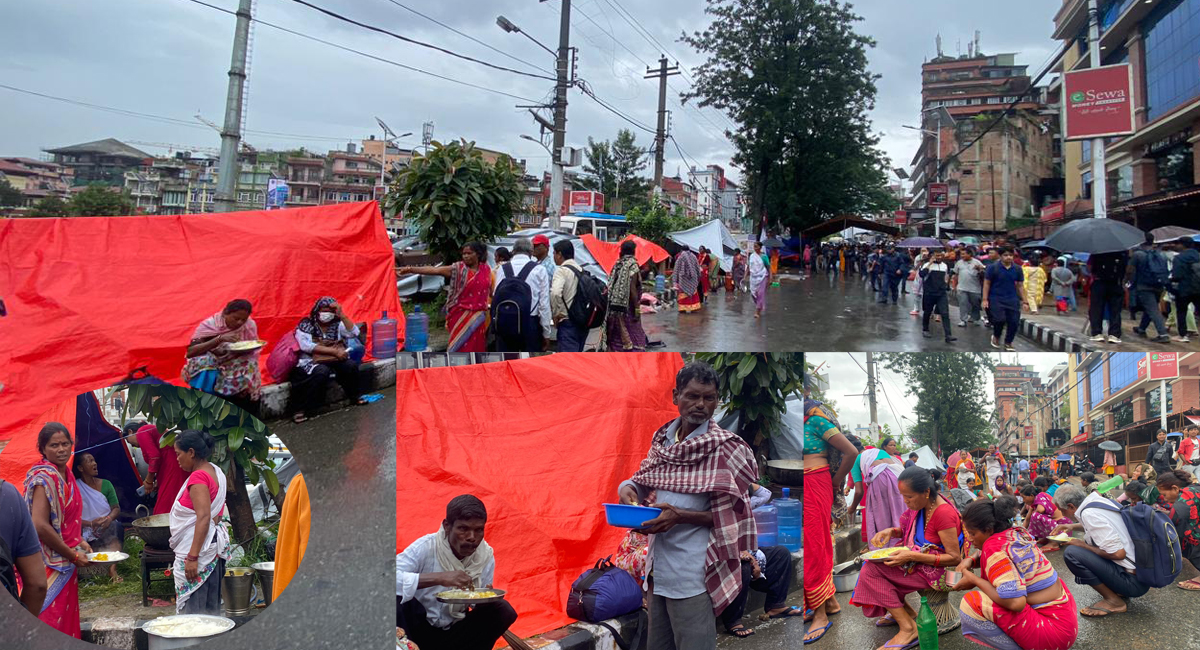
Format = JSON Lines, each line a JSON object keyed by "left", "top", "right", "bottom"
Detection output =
{"left": 491, "top": 237, "right": 551, "bottom": 353}
{"left": 1128, "top": 232, "right": 1172, "bottom": 343}
{"left": 550, "top": 240, "right": 587, "bottom": 352}
{"left": 1052, "top": 484, "right": 1160, "bottom": 617}
{"left": 1170, "top": 236, "right": 1200, "bottom": 343}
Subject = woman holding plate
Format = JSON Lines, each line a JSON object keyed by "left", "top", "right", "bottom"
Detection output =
{"left": 182, "top": 298, "right": 263, "bottom": 415}
{"left": 850, "top": 465, "right": 964, "bottom": 650}
{"left": 73, "top": 452, "right": 124, "bottom": 583}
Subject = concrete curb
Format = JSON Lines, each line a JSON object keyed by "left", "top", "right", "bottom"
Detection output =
{"left": 1018, "top": 317, "right": 1099, "bottom": 354}
{"left": 258, "top": 358, "right": 397, "bottom": 420}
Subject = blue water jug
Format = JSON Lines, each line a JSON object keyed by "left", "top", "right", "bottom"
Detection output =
{"left": 753, "top": 504, "right": 778, "bottom": 548}
{"left": 404, "top": 307, "right": 427, "bottom": 352}
{"left": 775, "top": 487, "right": 801, "bottom": 552}
{"left": 655, "top": 274, "right": 666, "bottom": 293}
{"left": 372, "top": 310, "right": 399, "bottom": 358}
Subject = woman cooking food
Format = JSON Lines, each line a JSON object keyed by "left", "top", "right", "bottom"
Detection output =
{"left": 955, "top": 497, "right": 1078, "bottom": 650}
{"left": 169, "top": 429, "right": 231, "bottom": 615}
{"left": 24, "top": 422, "right": 91, "bottom": 638}
{"left": 398, "top": 242, "right": 492, "bottom": 353}
{"left": 289, "top": 296, "right": 369, "bottom": 423}
{"left": 182, "top": 299, "right": 263, "bottom": 416}
{"left": 849, "top": 466, "right": 964, "bottom": 650}
{"left": 802, "top": 386, "right": 858, "bottom": 644}
{"left": 73, "top": 452, "right": 123, "bottom": 583}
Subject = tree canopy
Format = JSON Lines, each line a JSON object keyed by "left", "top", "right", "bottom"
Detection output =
{"left": 626, "top": 202, "right": 699, "bottom": 247}
{"left": 683, "top": 0, "right": 898, "bottom": 235}
{"left": 0, "top": 178, "right": 23, "bottom": 207}
{"left": 879, "top": 353, "right": 997, "bottom": 454}
{"left": 69, "top": 184, "right": 135, "bottom": 216}
{"left": 578, "top": 128, "right": 653, "bottom": 214}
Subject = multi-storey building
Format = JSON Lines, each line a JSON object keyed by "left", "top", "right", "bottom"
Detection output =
{"left": 0, "top": 157, "right": 73, "bottom": 207}
{"left": 285, "top": 156, "right": 325, "bottom": 207}
{"left": 45, "top": 138, "right": 151, "bottom": 187}
{"left": 909, "top": 48, "right": 1059, "bottom": 236}
{"left": 322, "top": 146, "right": 381, "bottom": 205}
{"left": 994, "top": 364, "right": 1048, "bottom": 455}
{"left": 123, "top": 154, "right": 219, "bottom": 215}
{"left": 1050, "top": 0, "right": 1200, "bottom": 229}
{"left": 660, "top": 175, "right": 699, "bottom": 218}
{"left": 687, "top": 165, "right": 743, "bottom": 231}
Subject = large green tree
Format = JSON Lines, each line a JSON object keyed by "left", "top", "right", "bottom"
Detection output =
{"left": 695, "top": 353, "right": 805, "bottom": 468}
{"left": 626, "top": 203, "right": 700, "bottom": 247}
{"left": 578, "top": 129, "right": 653, "bottom": 214}
{"left": 879, "top": 353, "right": 997, "bottom": 454}
{"left": 69, "top": 184, "right": 135, "bottom": 216}
{"left": 384, "top": 139, "right": 524, "bottom": 264}
{"left": 28, "top": 196, "right": 69, "bottom": 217}
{"left": 682, "top": 0, "right": 897, "bottom": 235}
{"left": 0, "top": 178, "right": 24, "bottom": 207}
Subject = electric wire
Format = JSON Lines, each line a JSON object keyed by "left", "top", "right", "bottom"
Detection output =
{"left": 379, "top": 0, "right": 554, "bottom": 75}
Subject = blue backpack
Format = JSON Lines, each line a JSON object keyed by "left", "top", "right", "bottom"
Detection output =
{"left": 1080, "top": 498, "right": 1183, "bottom": 588}
{"left": 1138, "top": 249, "right": 1171, "bottom": 289}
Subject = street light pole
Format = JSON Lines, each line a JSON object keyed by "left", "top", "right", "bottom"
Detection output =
{"left": 549, "top": 0, "right": 572, "bottom": 231}
{"left": 214, "top": 0, "right": 253, "bottom": 213}
{"left": 1088, "top": 0, "right": 1107, "bottom": 219}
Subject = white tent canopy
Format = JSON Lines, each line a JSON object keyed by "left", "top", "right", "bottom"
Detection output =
{"left": 911, "top": 445, "right": 946, "bottom": 471}
{"left": 669, "top": 219, "right": 740, "bottom": 269}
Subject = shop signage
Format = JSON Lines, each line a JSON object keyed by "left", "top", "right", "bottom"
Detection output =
{"left": 1024, "top": 425, "right": 1034, "bottom": 440}
{"left": 1145, "top": 128, "right": 1192, "bottom": 157}
{"left": 1040, "top": 201, "right": 1064, "bottom": 223}
{"left": 928, "top": 183, "right": 950, "bottom": 208}
{"left": 569, "top": 191, "right": 604, "bottom": 214}
{"left": 1148, "top": 352, "right": 1179, "bottom": 381}
{"left": 1063, "top": 64, "right": 1136, "bottom": 140}
{"left": 1071, "top": 431, "right": 1089, "bottom": 444}
{"left": 894, "top": 210, "right": 908, "bottom": 225}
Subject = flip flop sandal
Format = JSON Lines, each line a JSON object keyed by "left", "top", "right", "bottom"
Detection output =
{"left": 726, "top": 626, "right": 756, "bottom": 638}
{"left": 1080, "top": 604, "right": 1122, "bottom": 617}
{"left": 768, "top": 606, "right": 805, "bottom": 619}
{"left": 1178, "top": 579, "right": 1200, "bottom": 591}
{"left": 879, "top": 640, "right": 920, "bottom": 650}
{"left": 803, "top": 622, "right": 832, "bottom": 645}
{"left": 876, "top": 613, "right": 899, "bottom": 627}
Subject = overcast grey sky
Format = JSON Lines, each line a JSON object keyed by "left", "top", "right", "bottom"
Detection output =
{"left": 807, "top": 352, "right": 1066, "bottom": 448}
{"left": 0, "top": 0, "right": 1058, "bottom": 183}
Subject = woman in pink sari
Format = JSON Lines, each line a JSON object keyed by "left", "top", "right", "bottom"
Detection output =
{"left": 399, "top": 242, "right": 492, "bottom": 352}
{"left": 182, "top": 298, "right": 262, "bottom": 414}
{"left": 24, "top": 422, "right": 91, "bottom": 639}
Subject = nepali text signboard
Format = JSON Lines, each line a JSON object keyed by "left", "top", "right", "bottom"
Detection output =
{"left": 928, "top": 183, "right": 949, "bottom": 209}
{"left": 1024, "top": 425, "right": 1034, "bottom": 440}
{"left": 1147, "top": 352, "right": 1179, "bottom": 381}
{"left": 1063, "top": 64, "right": 1136, "bottom": 140}
{"left": 893, "top": 210, "right": 908, "bottom": 225}
{"left": 569, "top": 191, "right": 604, "bottom": 214}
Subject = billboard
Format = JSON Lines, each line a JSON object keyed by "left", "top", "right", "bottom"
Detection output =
{"left": 1040, "top": 201, "right": 1064, "bottom": 223}
{"left": 569, "top": 191, "right": 604, "bottom": 214}
{"left": 1024, "top": 425, "right": 1034, "bottom": 440}
{"left": 928, "top": 183, "right": 949, "bottom": 209}
{"left": 1148, "top": 352, "right": 1179, "bottom": 381}
{"left": 266, "top": 178, "right": 289, "bottom": 209}
{"left": 894, "top": 210, "right": 908, "bottom": 225}
{"left": 1063, "top": 64, "right": 1136, "bottom": 140}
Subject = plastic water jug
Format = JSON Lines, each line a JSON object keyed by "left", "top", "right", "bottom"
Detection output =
{"left": 753, "top": 504, "right": 778, "bottom": 548}
{"left": 775, "top": 487, "right": 801, "bottom": 552}
{"left": 372, "top": 311, "right": 398, "bottom": 358}
{"left": 916, "top": 594, "right": 939, "bottom": 649}
{"left": 655, "top": 274, "right": 666, "bottom": 293}
{"left": 403, "top": 307, "right": 427, "bottom": 352}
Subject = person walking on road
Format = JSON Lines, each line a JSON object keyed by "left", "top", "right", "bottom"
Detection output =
{"left": 1088, "top": 251, "right": 1129, "bottom": 344}
{"left": 982, "top": 248, "right": 1027, "bottom": 351}
{"left": 748, "top": 241, "right": 770, "bottom": 319}
{"left": 1050, "top": 258, "right": 1077, "bottom": 313}
{"left": 1129, "top": 232, "right": 1173, "bottom": 343}
{"left": 1170, "top": 236, "right": 1200, "bottom": 343}
{"left": 879, "top": 247, "right": 910, "bottom": 306}
{"left": 953, "top": 248, "right": 986, "bottom": 327}
{"left": 920, "top": 250, "right": 957, "bottom": 343}
{"left": 1023, "top": 256, "right": 1048, "bottom": 314}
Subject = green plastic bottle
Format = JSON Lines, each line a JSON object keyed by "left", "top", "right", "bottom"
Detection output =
{"left": 916, "top": 594, "right": 939, "bottom": 650}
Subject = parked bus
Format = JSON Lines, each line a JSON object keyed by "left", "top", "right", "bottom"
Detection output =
{"left": 540, "top": 212, "right": 633, "bottom": 242}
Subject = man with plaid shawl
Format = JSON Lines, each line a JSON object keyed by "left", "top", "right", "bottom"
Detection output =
{"left": 617, "top": 361, "right": 760, "bottom": 650}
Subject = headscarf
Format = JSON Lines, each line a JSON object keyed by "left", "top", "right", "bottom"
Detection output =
{"left": 608, "top": 254, "right": 640, "bottom": 311}
{"left": 297, "top": 296, "right": 340, "bottom": 339}
{"left": 191, "top": 309, "right": 257, "bottom": 344}
{"left": 674, "top": 250, "right": 701, "bottom": 295}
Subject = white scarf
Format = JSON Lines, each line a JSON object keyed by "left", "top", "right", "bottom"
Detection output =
{"left": 748, "top": 252, "right": 768, "bottom": 285}
{"left": 857, "top": 448, "right": 901, "bottom": 486}
{"left": 78, "top": 480, "right": 111, "bottom": 542}
{"left": 433, "top": 527, "right": 494, "bottom": 621}
{"left": 169, "top": 465, "right": 230, "bottom": 610}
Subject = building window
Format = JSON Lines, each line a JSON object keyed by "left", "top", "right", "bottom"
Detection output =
{"left": 1147, "top": 384, "right": 1174, "bottom": 417}
{"left": 1109, "top": 352, "right": 1140, "bottom": 393}
{"left": 237, "top": 192, "right": 250, "bottom": 202}
{"left": 1144, "top": 0, "right": 1200, "bottom": 121}
{"left": 1089, "top": 363, "right": 1104, "bottom": 409}
{"left": 1113, "top": 400, "right": 1133, "bottom": 429}
{"left": 1092, "top": 416, "right": 1106, "bottom": 439}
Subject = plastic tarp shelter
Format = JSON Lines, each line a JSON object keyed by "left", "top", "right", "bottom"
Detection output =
{"left": 397, "top": 352, "right": 685, "bottom": 640}
{"left": 0, "top": 201, "right": 402, "bottom": 442}
{"left": 579, "top": 234, "right": 670, "bottom": 274}
{"left": 911, "top": 445, "right": 946, "bottom": 472}
{"left": 801, "top": 216, "right": 900, "bottom": 242}
{"left": 769, "top": 397, "right": 805, "bottom": 461}
{"left": 668, "top": 219, "right": 739, "bottom": 269}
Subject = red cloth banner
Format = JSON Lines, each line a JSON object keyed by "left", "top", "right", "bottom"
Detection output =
{"left": 397, "top": 352, "right": 685, "bottom": 640}
{"left": 0, "top": 400, "right": 76, "bottom": 490}
{"left": 0, "top": 201, "right": 402, "bottom": 441}
{"left": 1063, "top": 64, "right": 1136, "bottom": 140}
{"left": 579, "top": 234, "right": 671, "bottom": 273}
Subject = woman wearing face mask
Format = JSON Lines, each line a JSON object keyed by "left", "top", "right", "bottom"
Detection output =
{"left": 289, "top": 296, "right": 368, "bottom": 423}
{"left": 182, "top": 299, "right": 263, "bottom": 416}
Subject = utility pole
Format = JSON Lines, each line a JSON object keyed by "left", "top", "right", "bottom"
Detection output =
{"left": 645, "top": 56, "right": 680, "bottom": 186}
{"left": 989, "top": 146, "right": 997, "bottom": 235}
{"left": 547, "top": 0, "right": 572, "bottom": 231}
{"left": 866, "top": 352, "right": 879, "bottom": 428}
{"left": 214, "top": 0, "right": 253, "bottom": 213}
{"left": 1087, "top": 0, "right": 1107, "bottom": 219}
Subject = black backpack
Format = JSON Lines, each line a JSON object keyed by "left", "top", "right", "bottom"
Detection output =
{"left": 491, "top": 261, "right": 537, "bottom": 342}
{"left": 1152, "top": 442, "right": 1173, "bottom": 466}
{"left": 0, "top": 481, "right": 20, "bottom": 604}
{"left": 566, "top": 266, "right": 609, "bottom": 329}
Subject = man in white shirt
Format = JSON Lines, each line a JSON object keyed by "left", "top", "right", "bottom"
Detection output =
{"left": 397, "top": 495, "right": 517, "bottom": 650}
{"left": 494, "top": 237, "right": 552, "bottom": 352}
{"left": 1052, "top": 484, "right": 1149, "bottom": 617}
{"left": 550, "top": 240, "right": 586, "bottom": 352}
{"left": 952, "top": 248, "right": 986, "bottom": 326}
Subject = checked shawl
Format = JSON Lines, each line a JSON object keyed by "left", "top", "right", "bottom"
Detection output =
{"left": 630, "top": 419, "right": 760, "bottom": 615}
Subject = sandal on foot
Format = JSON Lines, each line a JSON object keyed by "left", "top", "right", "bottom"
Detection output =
{"left": 292, "top": 413, "right": 308, "bottom": 424}
{"left": 1080, "top": 604, "right": 1124, "bottom": 617}
{"left": 803, "top": 622, "right": 832, "bottom": 645}
{"left": 875, "top": 613, "right": 898, "bottom": 627}
{"left": 1178, "top": 579, "right": 1200, "bottom": 591}
{"left": 767, "top": 606, "right": 805, "bottom": 619}
{"left": 726, "top": 626, "right": 755, "bottom": 638}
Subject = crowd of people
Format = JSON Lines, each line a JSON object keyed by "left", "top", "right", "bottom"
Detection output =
{"left": 804, "top": 392, "right": 1200, "bottom": 650}
{"left": 802, "top": 233, "right": 1200, "bottom": 348}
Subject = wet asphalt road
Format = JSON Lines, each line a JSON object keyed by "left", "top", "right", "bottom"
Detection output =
{"left": 642, "top": 278, "right": 805, "bottom": 351}
{"left": 714, "top": 588, "right": 808, "bottom": 649}
{"left": 0, "top": 388, "right": 397, "bottom": 650}
{"left": 806, "top": 551, "right": 1200, "bottom": 650}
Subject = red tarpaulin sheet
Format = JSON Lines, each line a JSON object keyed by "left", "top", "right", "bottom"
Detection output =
{"left": 397, "top": 352, "right": 684, "bottom": 640}
{"left": 0, "top": 202, "right": 402, "bottom": 441}
{"left": 580, "top": 234, "right": 670, "bottom": 273}
{"left": 0, "top": 400, "right": 75, "bottom": 490}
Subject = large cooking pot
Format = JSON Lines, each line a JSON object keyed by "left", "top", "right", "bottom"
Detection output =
{"left": 831, "top": 560, "right": 859, "bottom": 592}
{"left": 131, "top": 512, "right": 173, "bottom": 550}
{"left": 142, "top": 615, "right": 234, "bottom": 650}
{"left": 766, "top": 460, "right": 805, "bottom": 486}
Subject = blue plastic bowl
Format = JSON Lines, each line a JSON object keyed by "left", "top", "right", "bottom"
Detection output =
{"left": 603, "top": 503, "right": 662, "bottom": 528}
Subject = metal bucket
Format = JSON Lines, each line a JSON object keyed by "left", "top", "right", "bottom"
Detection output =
{"left": 832, "top": 560, "right": 860, "bottom": 592}
{"left": 142, "top": 615, "right": 234, "bottom": 650}
{"left": 220, "top": 567, "right": 257, "bottom": 616}
{"left": 251, "top": 562, "right": 275, "bottom": 606}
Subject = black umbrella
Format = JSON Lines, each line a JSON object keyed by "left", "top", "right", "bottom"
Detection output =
{"left": 1044, "top": 219, "right": 1145, "bottom": 254}
{"left": 1098, "top": 441, "right": 1122, "bottom": 452}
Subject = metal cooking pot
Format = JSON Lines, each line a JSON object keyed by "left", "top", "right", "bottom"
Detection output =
{"left": 131, "top": 513, "right": 173, "bottom": 550}
{"left": 142, "top": 615, "right": 235, "bottom": 650}
{"left": 831, "top": 560, "right": 860, "bottom": 592}
{"left": 766, "top": 460, "right": 805, "bottom": 486}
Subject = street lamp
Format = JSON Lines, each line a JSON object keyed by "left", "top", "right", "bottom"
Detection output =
{"left": 496, "top": 15, "right": 556, "bottom": 58}
{"left": 520, "top": 134, "right": 552, "bottom": 156}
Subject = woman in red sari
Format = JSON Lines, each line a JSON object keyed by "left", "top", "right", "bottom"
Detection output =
{"left": 697, "top": 247, "right": 712, "bottom": 302}
{"left": 850, "top": 465, "right": 964, "bottom": 650}
{"left": 24, "top": 422, "right": 91, "bottom": 639}
{"left": 399, "top": 242, "right": 492, "bottom": 352}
